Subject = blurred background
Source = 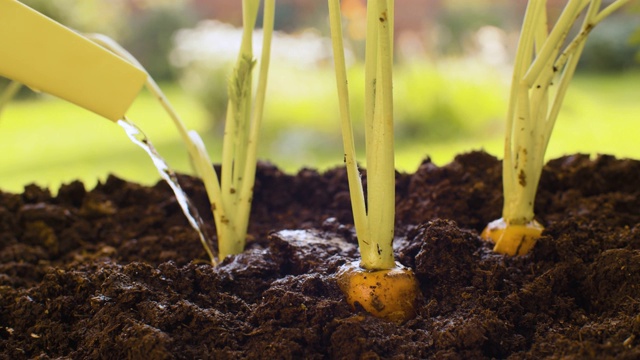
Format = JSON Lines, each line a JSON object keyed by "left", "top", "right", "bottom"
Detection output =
{"left": 1, "top": 0, "right": 639, "bottom": 192}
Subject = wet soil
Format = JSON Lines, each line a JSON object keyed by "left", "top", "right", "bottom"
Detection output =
{"left": 2, "top": 151, "right": 640, "bottom": 359}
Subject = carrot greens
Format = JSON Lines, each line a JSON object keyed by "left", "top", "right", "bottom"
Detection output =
{"left": 328, "top": 0, "right": 418, "bottom": 323}
{"left": 482, "top": 0, "right": 631, "bottom": 255}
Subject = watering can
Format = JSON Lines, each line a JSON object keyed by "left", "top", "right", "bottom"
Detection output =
{"left": 0, "top": 0, "right": 147, "bottom": 121}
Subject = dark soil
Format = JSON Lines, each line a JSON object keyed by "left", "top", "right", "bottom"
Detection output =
{"left": 2, "top": 151, "right": 640, "bottom": 359}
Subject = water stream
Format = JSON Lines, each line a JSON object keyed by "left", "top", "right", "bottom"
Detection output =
{"left": 117, "top": 117, "right": 217, "bottom": 264}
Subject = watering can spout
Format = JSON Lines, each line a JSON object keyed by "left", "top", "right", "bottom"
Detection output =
{"left": 0, "top": 0, "right": 147, "bottom": 121}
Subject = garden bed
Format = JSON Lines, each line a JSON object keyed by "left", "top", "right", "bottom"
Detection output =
{"left": 1, "top": 151, "right": 639, "bottom": 359}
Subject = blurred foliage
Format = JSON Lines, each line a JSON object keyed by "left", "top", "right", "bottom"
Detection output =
{"left": 579, "top": 15, "right": 640, "bottom": 72}
{"left": 120, "top": 3, "right": 197, "bottom": 81}
{"left": 169, "top": 21, "right": 238, "bottom": 124}
{"left": 630, "top": 5, "right": 640, "bottom": 64}
{"left": 170, "top": 22, "right": 337, "bottom": 126}
{"left": 181, "top": 66, "right": 229, "bottom": 126}
{"left": 15, "top": 0, "right": 640, "bottom": 83}
{"left": 394, "top": 63, "right": 505, "bottom": 141}
{"left": 274, "top": 2, "right": 326, "bottom": 32}
{"left": 170, "top": 22, "right": 506, "bottom": 144}
{"left": 435, "top": 4, "right": 510, "bottom": 56}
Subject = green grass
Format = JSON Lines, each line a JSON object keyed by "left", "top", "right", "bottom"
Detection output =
{"left": 1, "top": 65, "right": 639, "bottom": 193}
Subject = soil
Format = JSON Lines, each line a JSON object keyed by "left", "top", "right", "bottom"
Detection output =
{"left": 2, "top": 151, "right": 640, "bottom": 359}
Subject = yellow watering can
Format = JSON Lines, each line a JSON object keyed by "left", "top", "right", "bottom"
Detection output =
{"left": 0, "top": 0, "right": 147, "bottom": 121}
